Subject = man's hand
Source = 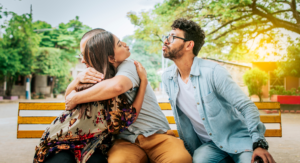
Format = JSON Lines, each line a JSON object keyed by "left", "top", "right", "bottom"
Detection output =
{"left": 65, "top": 90, "right": 78, "bottom": 111}
{"left": 77, "top": 67, "right": 103, "bottom": 84}
{"left": 251, "top": 148, "right": 275, "bottom": 163}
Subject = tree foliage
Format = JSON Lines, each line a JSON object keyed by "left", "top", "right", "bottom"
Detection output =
{"left": 276, "top": 37, "right": 300, "bottom": 77}
{"left": 127, "top": 0, "right": 300, "bottom": 61}
{"left": 0, "top": 3, "right": 91, "bottom": 96}
{"left": 243, "top": 68, "right": 269, "bottom": 102}
{"left": 33, "top": 47, "right": 74, "bottom": 77}
{"left": 0, "top": 10, "right": 40, "bottom": 95}
{"left": 33, "top": 16, "right": 91, "bottom": 52}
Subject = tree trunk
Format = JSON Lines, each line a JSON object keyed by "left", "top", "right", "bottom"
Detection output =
{"left": 258, "top": 94, "right": 263, "bottom": 102}
{"left": 50, "top": 76, "right": 56, "bottom": 98}
{"left": 5, "top": 75, "right": 14, "bottom": 96}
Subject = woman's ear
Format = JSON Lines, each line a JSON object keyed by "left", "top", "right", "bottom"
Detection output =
{"left": 108, "top": 56, "right": 115, "bottom": 64}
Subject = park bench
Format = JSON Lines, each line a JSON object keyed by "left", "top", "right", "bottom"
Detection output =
{"left": 17, "top": 102, "right": 281, "bottom": 138}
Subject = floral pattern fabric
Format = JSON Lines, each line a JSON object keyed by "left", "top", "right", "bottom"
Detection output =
{"left": 33, "top": 84, "right": 136, "bottom": 163}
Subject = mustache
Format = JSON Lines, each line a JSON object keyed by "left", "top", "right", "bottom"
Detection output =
{"left": 164, "top": 44, "right": 170, "bottom": 50}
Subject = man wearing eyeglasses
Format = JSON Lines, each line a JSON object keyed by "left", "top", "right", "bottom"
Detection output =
{"left": 161, "top": 18, "right": 275, "bottom": 163}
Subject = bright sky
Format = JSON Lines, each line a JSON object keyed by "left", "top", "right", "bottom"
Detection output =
{"left": 0, "top": 0, "right": 163, "bottom": 39}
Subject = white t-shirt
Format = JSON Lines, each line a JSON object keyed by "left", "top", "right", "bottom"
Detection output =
{"left": 176, "top": 73, "right": 212, "bottom": 143}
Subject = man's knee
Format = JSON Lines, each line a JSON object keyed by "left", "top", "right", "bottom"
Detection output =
{"left": 107, "top": 139, "right": 148, "bottom": 163}
{"left": 107, "top": 154, "right": 148, "bottom": 163}
{"left": 170, "top": 152, "right": 192, "bottom": 163}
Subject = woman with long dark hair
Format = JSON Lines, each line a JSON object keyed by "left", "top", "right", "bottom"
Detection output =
{"left": 34, "top": 30, "right": 148, "bottom": 163}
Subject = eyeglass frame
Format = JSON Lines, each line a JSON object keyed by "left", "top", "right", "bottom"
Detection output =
{"left": 162, "top": 35, "right": 191, "bottom": 43}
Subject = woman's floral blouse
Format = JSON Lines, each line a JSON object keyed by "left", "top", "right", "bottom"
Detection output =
{"left": 33, "top": 84, "right": 136, "bottom": 163}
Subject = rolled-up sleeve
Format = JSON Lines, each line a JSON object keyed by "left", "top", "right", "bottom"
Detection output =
{"left": 213, "top": 65, "right": 266, "bottom": 142}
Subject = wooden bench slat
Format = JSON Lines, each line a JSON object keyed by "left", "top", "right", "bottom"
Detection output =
{"left": 172, "top": 130, "right": 179, "bottom": 137}
{"left": 260, "top": 115, "right": 281, "bottom": 123}
{"left": 18, "top": 116, "right": 56, "bottom": 124}
{"left": 17, "top": 102, "right": 282, "bottom": 138}
{"left": 19, "top": 103, "right": 65, "bottom": 110}
{"left": 17, "top": 130, "right": 44, "bottom": 138}
{"left": 254, "top": 102, "right": 280, "bottom": 110}
{"left": 264, "top": 129, "right": 282, "bottom": 137}
{"left": 159, "top": 103, "right": 172, "bottom": 110}
{"left": 166, "top": 116, "right": 176, "bottom": 124}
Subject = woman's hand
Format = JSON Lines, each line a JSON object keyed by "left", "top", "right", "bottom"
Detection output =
{"left": 134, "top": 61, "right": 148, "bottom": 82}
{"left": 77, "top": 67, "right": 104, "bottom": 84}
{"left": 65, "top": 90, "right": 78, "bottom": 111}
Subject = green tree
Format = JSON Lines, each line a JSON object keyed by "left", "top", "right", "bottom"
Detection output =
{"left": 0, "top": 11, "right": 39, "bottom": 96}
{"left": 33, "top": 16, "right": 91, "bottom": 52}
{"left": 127, "top": 0, "right": 300, "bottom": 60}
{"left": 276, "top": 37, "right": 300, "bottom": 77}
{"left": 243, "top": 68, "right": 269, "bottom": 102}
{"left": 33, "top": 47, "right": 75, "bottom": 94}
{"left": 32, "top": 16, "right": 91, "bottom": 95}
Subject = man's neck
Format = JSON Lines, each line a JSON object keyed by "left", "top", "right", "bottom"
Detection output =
{"left": 173, "top": 53, "right": 195, "bottom": 84}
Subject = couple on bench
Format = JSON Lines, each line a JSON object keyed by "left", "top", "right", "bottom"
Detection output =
{"left": 34, "top": 18, "right": 275, "bottom": 163}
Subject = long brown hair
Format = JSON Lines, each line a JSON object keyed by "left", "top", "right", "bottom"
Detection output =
{"left": 84, "top": 31, "right": 116, "bottom": 79}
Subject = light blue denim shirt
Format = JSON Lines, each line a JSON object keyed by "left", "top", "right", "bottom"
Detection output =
{"left": 162, "top": 57, "right": 266, "bottom": 156}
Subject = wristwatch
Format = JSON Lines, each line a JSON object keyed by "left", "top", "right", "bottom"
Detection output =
{"left": 253, "top": 139, "right": 269, "bottom": 151}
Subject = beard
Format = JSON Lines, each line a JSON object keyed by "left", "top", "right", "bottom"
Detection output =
{"left": 163, "top": 44, "right": 185, "bottom": 60}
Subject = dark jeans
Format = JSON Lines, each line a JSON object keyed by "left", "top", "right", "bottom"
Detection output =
{"left": 44, "top": 149, "right": 107, "bottom": 163}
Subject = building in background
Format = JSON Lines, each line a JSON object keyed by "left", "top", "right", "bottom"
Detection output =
{"left": 252, "top": 61, "right": 300, "bottom": 98}
{"left": 0, "top": 58, "right": 86, "bottom": 99}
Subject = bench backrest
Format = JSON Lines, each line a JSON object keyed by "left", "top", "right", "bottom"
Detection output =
{"left": 17, "top": 102, "right": 281, "bottom": 138}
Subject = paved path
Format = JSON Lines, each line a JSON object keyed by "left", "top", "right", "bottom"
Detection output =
{"left": 0, "top": 103, "right": 299, "bottom": 163}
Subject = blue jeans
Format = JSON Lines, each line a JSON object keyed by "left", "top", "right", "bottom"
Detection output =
{"left": 193, "top": 141, "right": 253, "bottom": 163}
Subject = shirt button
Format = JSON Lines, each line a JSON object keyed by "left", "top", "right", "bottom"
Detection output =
{"left": 197, "top": 102, "right": 200, "bottom": 105}
{"left": 190, "top": 75, "right": 193, "bottom": 77}
{"left": 220, "top": 146, "right": 223, "bottom": 148}
{"left": 209, "top": 133, "right": 212, "bottom": 136}
{"left": 194, "top": 86, "right": 196, "bottom": 89}
{"left": 202, "top": 118, "right": 205, "bottom": 120}
{"left": 235, "top": 150, "right": 237, "bottom": 153}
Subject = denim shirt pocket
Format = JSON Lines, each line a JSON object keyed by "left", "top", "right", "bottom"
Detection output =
{"left": 202, "top": 91, "right": 222, "bottom": 117}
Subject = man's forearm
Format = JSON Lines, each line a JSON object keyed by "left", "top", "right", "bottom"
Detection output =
{"left": 65, "top": 78, "right": 80, "bottom": 99}
{"left": 73, "top": 76, "right": 132, "bottom": 105}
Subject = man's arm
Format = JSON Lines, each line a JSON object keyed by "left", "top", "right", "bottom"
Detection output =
{"left": 65, "top": 75, "right": 132, "bottom": 110}
{"left": 65, "top": 67, "right": 103, "bottom": 99}
{"left": 213, "top": 65, "right": 265, "bottom": 142}
{"left": 213, "top": 65, "right": 275, "bottom": 163}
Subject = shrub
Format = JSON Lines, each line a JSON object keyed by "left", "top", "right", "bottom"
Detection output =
{"left": 243, "top": 68, "right": 269, "bottom": 102}
{"left": 269, "top": 86, "right": 300, "bottom": 96}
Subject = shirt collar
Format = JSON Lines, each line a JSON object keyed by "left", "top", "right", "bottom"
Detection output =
{"left": 169, "top": 57, "right": 201, "bottom": 79}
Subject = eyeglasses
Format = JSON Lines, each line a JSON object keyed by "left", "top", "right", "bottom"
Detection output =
{"left": 162, "top": 35, "right": 190, "bottom": 43}
{"left": 78, "top": 53, "right": 83, "bottom": 59}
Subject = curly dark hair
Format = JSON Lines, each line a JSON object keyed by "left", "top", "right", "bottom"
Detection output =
{"left": 171, "top": 18, "right": 205, "bottom": 56}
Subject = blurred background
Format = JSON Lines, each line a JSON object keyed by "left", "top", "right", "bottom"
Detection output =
{"left": 0, "top": 0, "right": 299, "bottom": 162}
{"left": 0, "top": 0, "right": 300, "bottom": 101}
